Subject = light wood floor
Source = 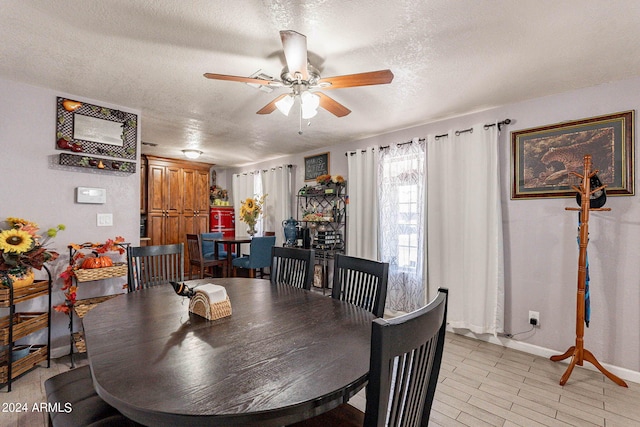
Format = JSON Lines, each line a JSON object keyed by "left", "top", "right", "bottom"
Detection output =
{"left": 2, "top": 333, "right": 639, "bottom": 426}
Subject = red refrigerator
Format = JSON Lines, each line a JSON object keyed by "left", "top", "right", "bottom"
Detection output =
{"left": 210, "top": 206, "right": 235, "bottom": 238}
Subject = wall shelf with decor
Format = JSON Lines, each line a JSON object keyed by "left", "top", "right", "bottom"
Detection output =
{"left": 0, "top": 267, "right": 51, "bottom": 392}
{"left": 56, "top": 240, "right": 128, "bottom": 367}
{"left": 296, "top": 182, "right": 347, "bottom": 290}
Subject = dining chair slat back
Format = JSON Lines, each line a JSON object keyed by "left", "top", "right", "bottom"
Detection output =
{"left": 289, "top": 288, "right": 448, "bottom": 427}
{"left": 127, "top": 243, "right": 184, "bottom": 292}
{"left": 270, "top": 247, "right": 315, "bottom": 290}
{"left": 365, "top": 288, "right": 448, "bottom": 426}
{"left": 331, "top": 254, "right": 389, "bottom": 317}
{"left": 186, "top": 234, "right": 224, "bottom": 279}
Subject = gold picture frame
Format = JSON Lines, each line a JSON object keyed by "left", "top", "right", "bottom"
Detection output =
{"left": 511, "top": 111, "right": 634, "bottom": 199}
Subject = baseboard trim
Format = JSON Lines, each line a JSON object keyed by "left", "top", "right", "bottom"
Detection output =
{"left": 451, "top": 328, "right": 640, "bottom": 385}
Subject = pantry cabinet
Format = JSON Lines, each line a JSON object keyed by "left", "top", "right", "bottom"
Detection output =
{"left": 143, "top": 155, "right": 212, "bottom": 253}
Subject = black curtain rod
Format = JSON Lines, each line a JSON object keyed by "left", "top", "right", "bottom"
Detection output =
{"left": 485, "top": 118, "right": 512, "bottom": 131}
{"left": 235, "top": 164, "right": 292, "bottom": 177}
{"left": 436, "top": 118, "right": 512, "bottom": 139}
{"left": 262, "top": 164, "right": 293, "bottom": 173}
{"left": 345, "top": 119, "right": 512, "bottom": 155}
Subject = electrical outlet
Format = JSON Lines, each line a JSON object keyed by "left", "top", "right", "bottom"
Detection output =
{"left": 529, "top": 310, "right": 540, "bottom": 327}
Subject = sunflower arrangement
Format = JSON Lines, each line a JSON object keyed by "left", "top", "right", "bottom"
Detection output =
{"left": 0, "top": 217, "right": 65, "bottom": 286}
{"left": 239, "top": 194, "right": 267, "bottom": 232}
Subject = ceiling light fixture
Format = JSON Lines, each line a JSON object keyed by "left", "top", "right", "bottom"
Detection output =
{"left": 275, "top": 89, "right": 319, "bottom": 119}
{"left": 300, "top": 90, "right": 320, "bottom": 119}
{"left": 275, "top": 94, "right": 295, "bottom": 116}
{"left": 182, "top": 149, "right": 203, "bottom": 159}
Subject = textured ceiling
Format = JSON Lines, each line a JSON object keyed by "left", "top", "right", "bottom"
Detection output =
{"left": 2, "top": 1, "right": 640, "bottom": 167}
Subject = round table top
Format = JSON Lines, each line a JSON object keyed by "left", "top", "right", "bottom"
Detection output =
{"left": 83, "top": 277, "right": 375, "bottom": 426}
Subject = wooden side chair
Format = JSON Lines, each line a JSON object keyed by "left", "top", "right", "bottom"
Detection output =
{"left": 289, "top": 288, "right": 449, "bottom": 427}
{"left": 270, "top": 247, "right": 315, "bottom": 290}
{"left": 231, "top": 236, "right": 276, "bottom": 278}
{"left": 126, "top": 243, "right": 184, "bottom": 292}
{"left": 331, "top": 254, "right": 389, "bottom": 317}
{"left": 186, "top": 234, "right": 225, "bottom": 279}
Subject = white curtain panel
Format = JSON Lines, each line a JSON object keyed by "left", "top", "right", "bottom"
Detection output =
{"left": 232, "top": 172, "right": 258, "bottom": 238}
{"left": 261, "top": 165, "right": 292, "bottom": 246}
{"left": 378, "top": 139, "right": 426, "bottom": 313}
{"left": 346, "top": 147, "right": 379, "bottom": 260}
{"left": 426, "top": 124, "right": 504, "bottom": 335}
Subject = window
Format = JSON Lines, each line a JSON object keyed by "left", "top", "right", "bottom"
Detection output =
{"left": 378, "top": 142, "right": 425, "bottom": 312}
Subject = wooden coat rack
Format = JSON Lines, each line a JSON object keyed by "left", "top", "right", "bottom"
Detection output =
{"left": 550, "top": 155, "right": 627, "bottom": 387}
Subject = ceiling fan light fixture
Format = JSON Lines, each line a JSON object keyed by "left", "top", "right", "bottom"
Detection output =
{"left": 300, "top": 90, "right": 320, "bottom": 119}
{"left": 301, "top": 108, "right": 318, "bottom": 120}
{"left": 182, "top": 149, "right": 203, "bottom": 159}
{"left": 275, "top": 94, "right": 295, "bottom": 116}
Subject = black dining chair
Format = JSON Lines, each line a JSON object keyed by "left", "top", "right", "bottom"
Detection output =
{"left": 331, "top": 254, "right": 389, "bottom": 317}
{"left": 270, "top": 247, "right": 315, "bottom": 290}
{"left": 45, "top": 364, "right": 143, "bottom": 427}
{"left": 45, "top": 244, "right": 187, "bottom": 427}
{"left": 126, "top": 243, "right": 184, "bottom": 292}
{"left": 186, "top": 234, "right": 225, "bottom": 279}
{"left": 289, "top": 288, "right": 449, "bottom": 427}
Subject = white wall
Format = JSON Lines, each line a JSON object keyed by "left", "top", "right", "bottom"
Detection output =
{"left": 5, "top": 73, "right": 635, "bottom": 374}
{"left": 0, "top": 78, "right": 141, "bottom": 357}
{"left": 230, "top": 77, "right": 640, "bottom": 374}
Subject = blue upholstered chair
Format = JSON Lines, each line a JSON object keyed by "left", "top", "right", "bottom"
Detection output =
{"left": 231, "top": 236, "right": 276, "bottom": 278}
{"left": 201, "top": 232, "right": 235, "bottom": 261}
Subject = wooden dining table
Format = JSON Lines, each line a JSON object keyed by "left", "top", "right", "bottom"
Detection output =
{"left": 82, "top": 277, "right": 375, "bottom": 427}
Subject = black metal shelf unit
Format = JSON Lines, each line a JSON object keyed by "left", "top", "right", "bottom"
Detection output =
{"left": 66, "top": 243, "right": 129, "bottom": 367}
{"left": 0, "top": 267, "right": 51, "bottom": 392}
{"left": 296, "top": 186, "right": 347, "bottom": 289}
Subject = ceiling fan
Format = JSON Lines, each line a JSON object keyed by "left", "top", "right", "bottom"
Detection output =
{"left": 204, "top": 30, "right": 394, "bottom": 119}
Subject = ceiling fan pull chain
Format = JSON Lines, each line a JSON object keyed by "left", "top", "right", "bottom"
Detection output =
{"left": 298, "top": 102, "right": 303, "bottom": 135}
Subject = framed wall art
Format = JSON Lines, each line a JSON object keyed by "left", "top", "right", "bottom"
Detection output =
{"left": 304, "top": 152, "right": 329, "bottom": 181}
{"left": 511, "top": 111, "right": 634, "bottom": 199}
{"left": 56, "top": 97, "right": 138, "bottom": 160}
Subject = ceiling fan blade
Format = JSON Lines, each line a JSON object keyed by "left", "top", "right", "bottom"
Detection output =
{"left": 204, "top": 73, "right": 282, "bottom": 86}
{"left": 280, "top": 30, "right": 308, "bottom": 80}
{"left": 319, "top": 69, "right": 394, "bottom": 90}
{"left": 317, "top": 92, "right": 351, "bottom": 117}
{"left": 257, "top": 94, "right": 289, "bottom": 115}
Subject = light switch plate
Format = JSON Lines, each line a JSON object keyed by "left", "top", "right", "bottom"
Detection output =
{"left": 97, "top": 213, "right": 113, "bottom": 227}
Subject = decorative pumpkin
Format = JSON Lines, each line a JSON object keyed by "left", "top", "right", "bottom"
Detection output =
{"left": 62, "top": 99, "right": 82, "bottom": 112}
{"left": 81, "top": 252, "right": 114, "bottom": 269}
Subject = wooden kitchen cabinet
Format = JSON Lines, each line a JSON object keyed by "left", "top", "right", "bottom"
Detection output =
{"left": 181, "top": 168, "right": 210, "bottom": 235}
{"left": 140, "top": 158, "right": 147, "bottom": 214}
{"left": 143, "top": 156, "right": 212, "bottom": 251}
